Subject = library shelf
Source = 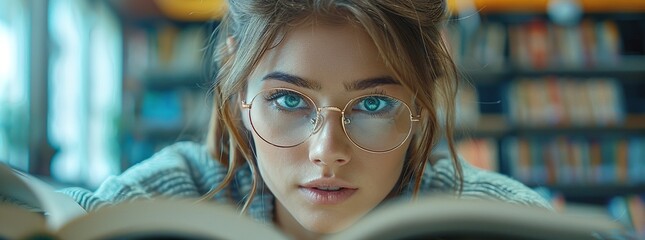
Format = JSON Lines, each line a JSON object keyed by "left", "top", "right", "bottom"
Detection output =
{"left": 462, "top": 57, "right": 645, "bottom": 83}
{"left": 458, "top": 114, "right": 645, "bottom": 136}
{"left": 532, "top": 184, "right": 645, "bottom": 200}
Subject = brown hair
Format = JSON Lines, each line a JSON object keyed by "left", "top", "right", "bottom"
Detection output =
{"left": 200, "top": 0, "right": 463, "bottom": 213}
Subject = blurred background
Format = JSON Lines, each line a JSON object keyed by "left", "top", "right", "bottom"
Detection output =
{"left": 0, "top": 0, "right": 643, "bottom": 235}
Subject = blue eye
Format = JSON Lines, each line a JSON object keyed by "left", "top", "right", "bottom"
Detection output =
{"left": 353, "top": 96, "right": 395, "bottom": 113}
{"left": 362, "top": 97, "right": 382, "bottom": 111}
{"left": 278, "top": 94, "right": 305, "bottom": 109}
{"left": 265, "top": 90, "right": 310, "bottom": 111}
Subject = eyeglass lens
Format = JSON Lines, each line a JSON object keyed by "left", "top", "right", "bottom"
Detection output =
{"left": 247, "top": 88, "right": 413, "bottom": 152}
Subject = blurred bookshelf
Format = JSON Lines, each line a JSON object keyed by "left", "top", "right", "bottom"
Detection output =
{"left": 104, "top": 0, "right": 644, "bottom": 235}
{"left": 108, "top": 0, "right": 217, "bottom": 168}
{"left": 449, "top": 0, "right": 645, "bottom": 235}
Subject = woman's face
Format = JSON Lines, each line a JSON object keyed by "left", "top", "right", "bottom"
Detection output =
{"left": 242, "top": 22, "right": 414, "bottom": 235}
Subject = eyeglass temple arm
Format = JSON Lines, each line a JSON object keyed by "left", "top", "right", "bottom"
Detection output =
{"left": 241, "top": 101, "right": 251, "bottom": 109}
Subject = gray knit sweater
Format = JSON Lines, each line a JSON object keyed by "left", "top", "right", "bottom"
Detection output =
{"left": 60, "top": 141, "right": 551, "bottom": 223}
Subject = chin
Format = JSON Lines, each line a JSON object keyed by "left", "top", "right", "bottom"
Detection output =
{"left": 300, "top": 211, "right": 362, "bottom": 234}
{"left": 306, "top": 221, "right": 351, "bottom": 234}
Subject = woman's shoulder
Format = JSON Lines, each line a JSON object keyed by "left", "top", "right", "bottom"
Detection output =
{"left": 61, "top": 141, "right": 233, "bottom": 210}
{"left": 118, "top": 141, "right": 227, "bottom": 190}
{"left": 421, "top": 152, "right": 552, "bottom": 210}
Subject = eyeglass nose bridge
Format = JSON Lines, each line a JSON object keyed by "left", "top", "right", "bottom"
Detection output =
{"left": 311, "top": 106, "right": 348, "bottom": 134}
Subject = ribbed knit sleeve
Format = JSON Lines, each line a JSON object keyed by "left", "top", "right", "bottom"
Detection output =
{"left": 420, "top": 152, "right": 553, "bottom": 210}
{"left": 59, "top": 142, "right": 230, "bottom": 211}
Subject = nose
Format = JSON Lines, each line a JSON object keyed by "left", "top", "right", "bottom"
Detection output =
{"left": 308, "top": 108, "right": 352, "bottom": 168}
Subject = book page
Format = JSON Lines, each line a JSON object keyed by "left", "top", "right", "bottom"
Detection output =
{"left": 57, "top": 198, "right": 288, "bottom": 240}
{"left": 0, "top": 164, "right": 86, "bottom": 230}
{"left": 0, "top": 164, "right": 44, "bottom": 212}
{"left": 329, "top": 196, "right": 623, "bottom": 240}
{"left": 0, "top": 204, "right": 48, "bottom": 239}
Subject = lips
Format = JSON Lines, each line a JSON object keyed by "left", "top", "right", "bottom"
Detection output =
{"left": 299, "top": 178, "right": 358, "bottom": 205}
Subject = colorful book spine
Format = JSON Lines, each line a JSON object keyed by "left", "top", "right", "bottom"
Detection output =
{"left": 503, "top": 136, "right": 645, "bottom": 186}
{"left": 504, "top": 78, "right": 625, "bottom": 127}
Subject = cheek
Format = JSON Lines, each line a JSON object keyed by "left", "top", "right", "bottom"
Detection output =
{"left": 253, "top": 137, "right": 306, "bottom": 189}
{"left": 348, "top": 148, "right": 407, "bottom": 204}
{"left": 255, "top": 141, "right": 283, "bottom": 179}
{"left": 375, "top": 144, "right": 410, "bottom": 193}
{"left": 365, "top": 153, "right": 406, "bottom": 193}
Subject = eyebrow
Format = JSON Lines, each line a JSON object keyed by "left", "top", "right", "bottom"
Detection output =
{"left": 261, "top": 71, "right": 400, "bottom": 91}
{"left": 262, "top": 71, "right": 322, "bottom": 90}
{"left": 343, "top": 76, "right": 400, "bottom": 91}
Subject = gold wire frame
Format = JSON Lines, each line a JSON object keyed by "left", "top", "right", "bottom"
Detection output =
{"left": 241, "top": 87, "right": 420, "bottom": 153}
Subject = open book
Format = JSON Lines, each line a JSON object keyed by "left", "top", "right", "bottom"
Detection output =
{"left": 0, "top": 163, "right": 286, "bottom": 239}
{"left": 0, "top": 163, "right": 624, "bottom": 240}
{"left": 0, "top": 163, "right": 87, "bottom": 233}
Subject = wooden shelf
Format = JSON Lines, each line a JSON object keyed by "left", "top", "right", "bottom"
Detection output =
{"left": 456, "top": 114, "right": 508, "bottom": 137}
{"left": 447, "top": 0, "right": 645, "bottom": 14}
{"left": 533, "top": 184, "right": 645, "bottom": 200}
{"left": 461, "top": 57, "right": 645, "bottom": 83}
{"left": 155, "top": 0, "right": 226, "bottom": 21}
{"left": 109, "top": 0, "right": 224, "bottom": 22}
{"left": 457, "top": 114, "right": 645, "bottom": 136}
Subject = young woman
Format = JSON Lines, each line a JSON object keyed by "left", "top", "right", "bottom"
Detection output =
{"left": 61, "top": 0, "right": 550, "bottom": 239}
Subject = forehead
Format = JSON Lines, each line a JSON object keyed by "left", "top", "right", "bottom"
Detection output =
{"left": 248, "top": 21, "right": 394, "bottom": 91}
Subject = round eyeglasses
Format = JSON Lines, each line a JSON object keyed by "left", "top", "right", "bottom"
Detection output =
{"left": 241, "top": 88, "right": 420, "bottom": 153}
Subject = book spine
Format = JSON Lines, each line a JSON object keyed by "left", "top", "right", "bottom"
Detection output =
{"left": 504, "top": 78, "right": 624, "bottom": 127}
{"left": 502, "top": 136, "right": 645, "bottom": 186}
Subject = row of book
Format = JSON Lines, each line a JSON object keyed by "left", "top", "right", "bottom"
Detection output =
{"left": 457, "top": 137, "right": 498, "bottom": 171}
{"left": 441, "top": 84, "right": 481, "bottom": 128}
{"left": 125, "top": 24, "right": 207, "bottom": 79}
{"left": 608, "top": 195, "right": 645, "bottom": 237}
{"left": 445, "top": 22, "right": 506, "bottom": 69}
{"left": 504, "top": 77, "right": 624, "bottom": 127}
{"left": 445, "top": 18, "right": 623, "bottom": 69}
{"left": 509, "top": 19, "right": 621, "bottom": 69}
{"left": 503, "top": 136, "right": 645, "bottom": 185}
